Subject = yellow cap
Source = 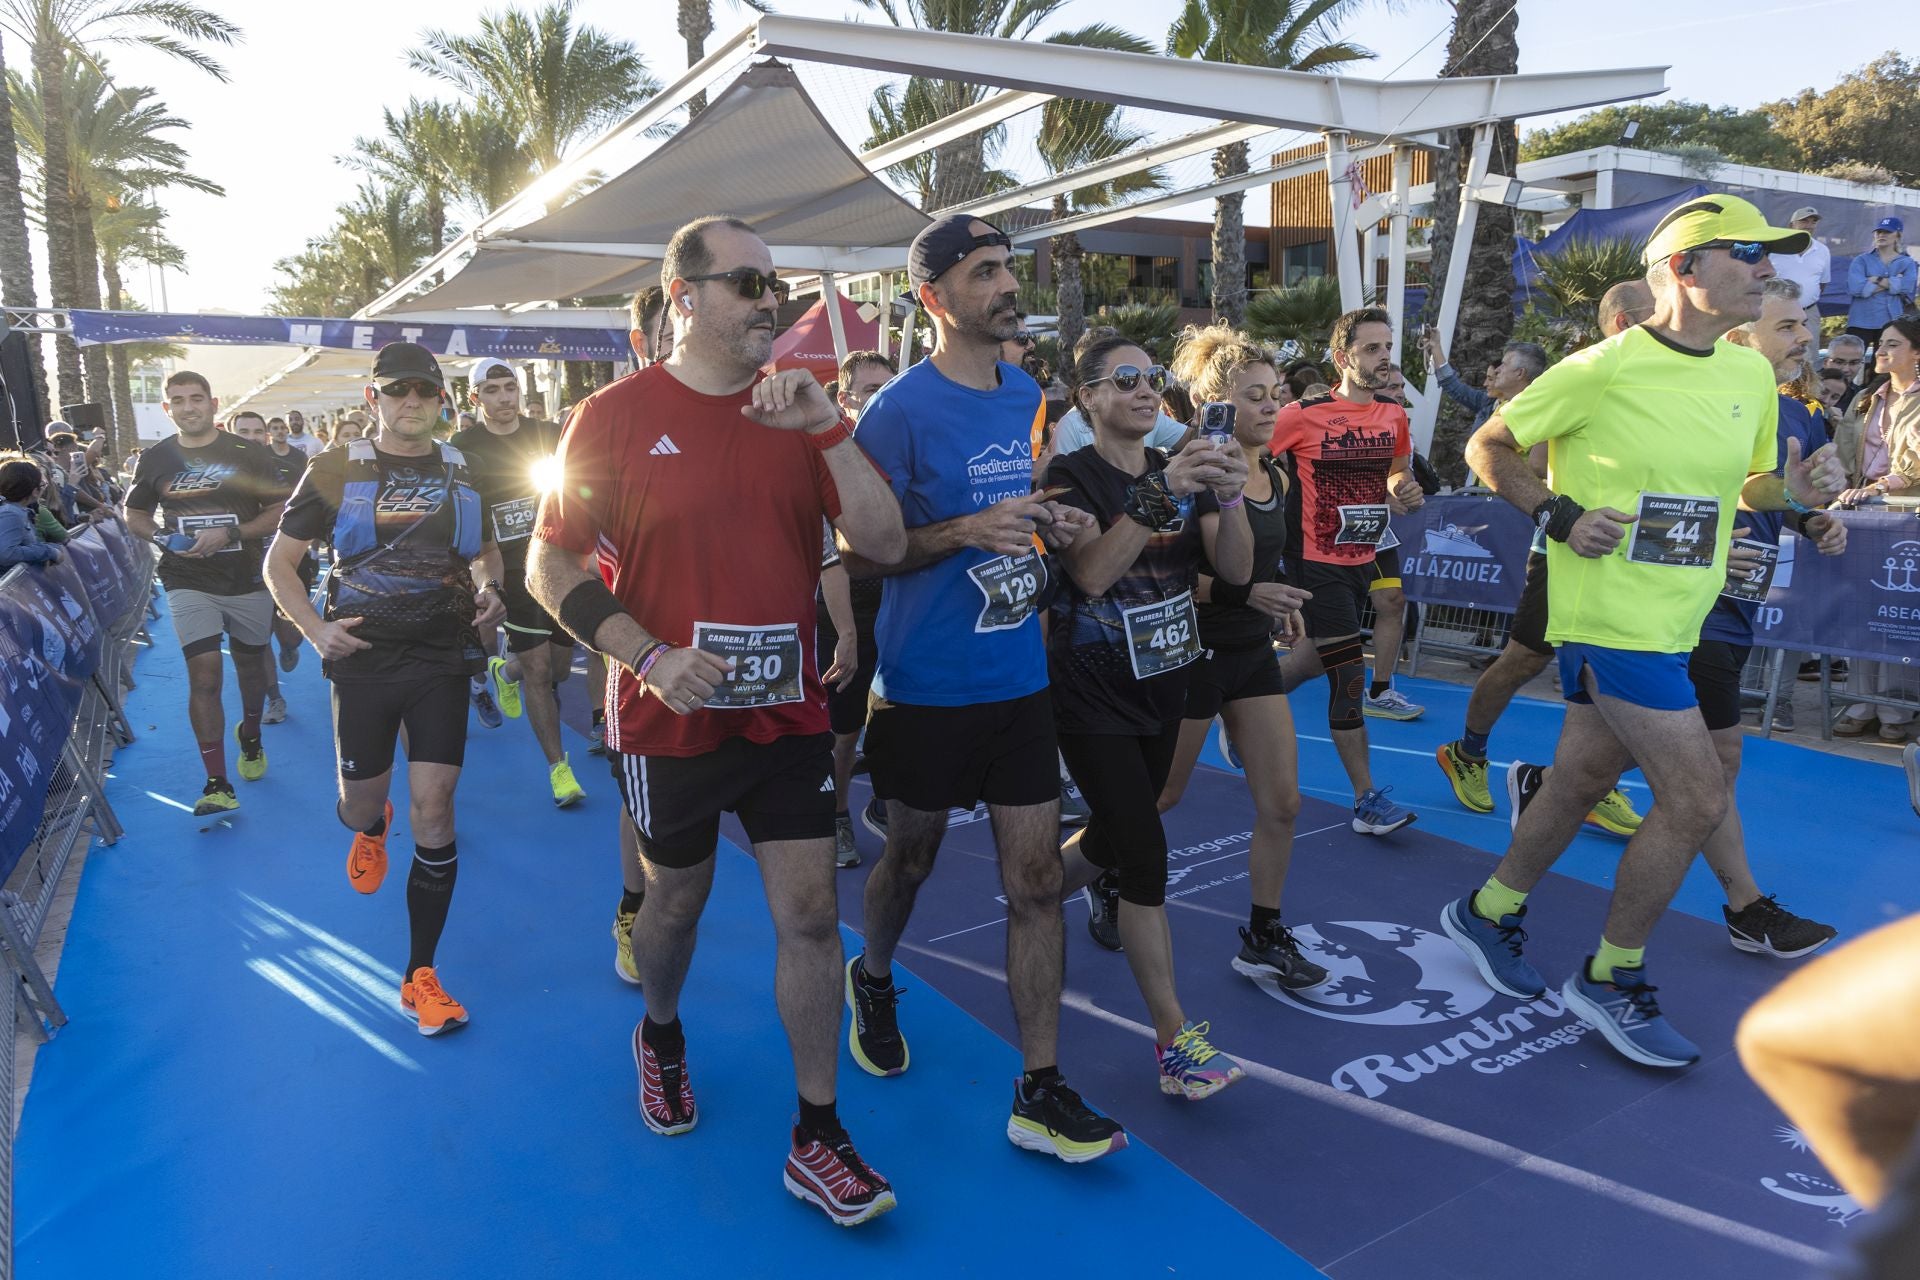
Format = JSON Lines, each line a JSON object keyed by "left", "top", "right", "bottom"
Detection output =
{"left": 1642, "top": 194, "right": 1810, "bottom": 266}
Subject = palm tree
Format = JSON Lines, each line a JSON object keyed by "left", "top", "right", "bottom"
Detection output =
{"left": 410, "top": 2, "right": 658, "bottom": 177}
{"left": 335, "top": 181, "right": 433, "bottom": 304}
{"left": 1245, "top": 274, "right": 1343, "bottom": 350}
{"left": 346, "top": 99, "right": 465, "bottom": 255}
{"left": 95, "top": 193, "right": 178, "bottom": 441}
{"left": 0, "top": 0, "right": 236, "bottom": 414}
{"left": 865, "top": 76, "right": 1018, "bottom": 210}
{"left": 678, "top": 0, "right": 767, "bottom": 117}
{"left": 0, "top": 25, "right": 49, "bottom": 424}
{"left": 1167, "top": 0, "right": 1374, "bottom": 326}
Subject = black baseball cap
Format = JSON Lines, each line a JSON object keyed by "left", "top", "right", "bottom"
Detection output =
{"left": 908, "top": 214, "right": 1012, "bottom": 288}
{"left": 370, "top": 341, "right": 445, "bottom": 388}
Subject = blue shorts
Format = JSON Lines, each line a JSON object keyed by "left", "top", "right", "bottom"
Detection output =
{"left": 1556, "top": 643, "right": 1698, "bottom": 712}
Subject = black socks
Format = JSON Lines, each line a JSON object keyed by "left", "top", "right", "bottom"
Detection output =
{"left": 404, "top": 841, "right": 458, "bottom": 980}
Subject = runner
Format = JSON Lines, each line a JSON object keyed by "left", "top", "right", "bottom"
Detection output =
{"left": 1268, "top": 307, "right": 1422, "bottom": 835}
{"left": 834, "top": 214, "right": 1126, "bottom": 1160}
{"left": 1443, "top": 195, "right": 1846, "bottom": 1068}
{"left": 527, "top": 215, "right": 907, "bottom": 1225}
{"left": 124, "top": 373, "right": 287, "bottom": 816}
{"left": 231, "top": 411, "right": 308, "bottom": 724}
{"left": 1433, "top": 281, "right": 1652, "bottom": 836}
{"left": 1047, "top": 329, "right": 1254, "bottom": 1097}
{"left": 283, "top": 409, "right": 323, "bottom": 457}
{"left": 1151, "top": 325, "right": 1324, "bottom": 991}
{"left": 451, "top": 357, "right": 585, "bottom": 807}
{"left": 264, "top": 341, "right": 506, "bottom": 1037}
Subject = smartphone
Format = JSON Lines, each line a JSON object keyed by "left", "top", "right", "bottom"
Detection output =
{"left": 1201, "top": 401, "right": 1236, "bottom": 446}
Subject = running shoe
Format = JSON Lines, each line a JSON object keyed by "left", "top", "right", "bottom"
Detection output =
{"left": 587, "top": 717, "right": 607, "bottom": 756}
{"left": 489, "top": 655, "right": 523, "bottom": 719}
{"left": 277, "top": 640, "right": 300, "bottom": 673}
{"left": 785, "top": 1123, "right": 896, "bottom": 1227}
{"left": 1230, "top": 923, "right": 1329, "bottom": 990}
{"left": 1832, "top": 714, "right": 1875, "bottom": 738}
{"left": 1905, "top": 741, "right": 1920, "bottom": 818}
{"left": 472, "top": 681, "right": 503, "bottom": 729}
{"left": 233, "top": 724, "right": 267, "bottom": 782}
{"left": 261, "top": 695, "right": 287, "bottom": 725}
{"left": 550, "top": 756, "right": 585, "bottom": 808}
{"left": 844, "top": 955, "right": 908, "bottom": 1077}
{"left": 347, "top": 799, "right": 394, "bottom": 895}
{"left": 1352, "top": 786, "right": 1416, "bottom": 835}
{"left": 1724, "top": 894, "right": 1838, "bottom": 959}
{"left": 1084, "top": 873, "right": 1122, "bottom": 952}
{"left": 400, "top": 966, "right": 468, "bottom": 1037}
{"left": 1435, "top": 741, "right": 1494, "bottom": 813}
{"left": 1059, "top": 785, "right": 1090, "bottom": 827}
{"left": 834, "top": 814, "right": 860, "bottom": 868}
{"left": 192, "top": 776, "right": 238, "bottom": 816}
{"left": 1583, "top": 787, "right": 1642, "bottom": 837}
{"left": 1216, "top": 719, "right": 1243, "bottom": 770}
{"left": 1440, "top": 893, "right": 1546, "bottom": 999}
{"left": 612, "top": 906, "right": 640, "bottom": 986}
{"left": 1007, "top": 1074, "right": 1127, "bottom": 1163}
{"left": 1562, "top": 960, "right": 1700, "bottom": 1069}
{"left": 1363, "top": 688, "right": 1426, "bottom": 721}
{"left": 632, "top": 1022, "right": 697, "bottom": 1136}
{"left": 1770, "top": 701, "right": 1795, "bottom": 734}
{"left": 1506, "top": 761, "right": 1546, "bottom": 832}
{"left": 860, "top": 795, "right": 889, "bottom": 842}
{"left": 1155, "top": 1021, "right": 1244, "bottom": 1099}
{"left": 1798, "top": 658, "right": 1848, "bottom": 681}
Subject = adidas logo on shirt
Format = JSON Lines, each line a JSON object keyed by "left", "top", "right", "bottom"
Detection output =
{"left": 818, "top": 777, "right": 835, "bottom": 793}
{"left": 648, "top": 435, "right": 682, "bottom": 456}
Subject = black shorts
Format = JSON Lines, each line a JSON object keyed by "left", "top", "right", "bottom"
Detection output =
{"left": 331, "top": 673, "right": 470, "bottom": 780}
{"left": 816, "top": 609, "right": 879, "bottom": 737}
{"left": 1688, "top": 639, "right": 1750, "bottom": 732}
{"left": 1370, "top": 547, "right": 1402, "bottom": 590}
{"left": 1510, "top": 551, "right": 1551, "bottom": 656}
{"left": 610, "top": 732, "right": 835, "bottom": 868}
{"left": 865, "top": 688, "right": 1058, "bottom": 813}
{"left": 501, "top": 573, "right": 563, "bottom": 653}
{"left": 1292, "top": 559, "right": 1377, "bottom": 639}
{"left": 1185, "top": 637, "right": 1287, "bottom": 720}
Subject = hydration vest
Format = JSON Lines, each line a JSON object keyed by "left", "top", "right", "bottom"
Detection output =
{"left": 331, "top": 437, "right": 482, "bottom": 562}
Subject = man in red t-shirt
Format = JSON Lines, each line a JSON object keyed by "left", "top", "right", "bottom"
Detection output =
{"left": 1268, "top": 307, "right": 1424, "bottom": 836}
{"left": 528, "top": 216, "right": 905, "bottom": 1227}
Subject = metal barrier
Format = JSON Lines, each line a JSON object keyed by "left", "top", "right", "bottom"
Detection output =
{"left": 1404, "top": 602, "right": 1514, "bottom": 675}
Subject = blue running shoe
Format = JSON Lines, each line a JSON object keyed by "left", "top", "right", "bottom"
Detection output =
{"left": 1440, "top": 894, "right": 1546, "bottom": 998}
{"left": 1216, "top": 719, "right": 1243, "bottom": 770}
{"left": 1352, "top": 786, "right": 1416, "bottom": 835}
{"left": 1562, "top": 960, "right": 1701, "bottom": 1069}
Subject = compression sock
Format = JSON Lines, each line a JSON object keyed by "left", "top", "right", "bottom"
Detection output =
{"left": 1249, "top": 904, "right": 1281, "bottom": 936}
{"left": 1460, "top": 727, "right": 1492, "bottom": 761}
{"left": 1589, "top": 938, "right": 1645, "bottom": 984}
{"left": 798, "top": 1097, "right": 840, "bottom": 1137}
{"left": 1472, "top": 876, "right": 1528, "bottom": 923}
{"left": 404, "top": 842, "right": 459, "bottom": 979}
{"left": 619, "top": 888, "right": 644, "bottom": 915}
{"left": 198, "top": 740, "right": 226, "bottom": 780}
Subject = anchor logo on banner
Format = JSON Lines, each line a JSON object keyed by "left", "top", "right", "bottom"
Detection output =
{"left": 1871, "top": 538, "right": 1920, "bottom": 592}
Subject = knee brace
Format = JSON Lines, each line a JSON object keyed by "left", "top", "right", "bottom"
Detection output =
{"left": 1318, "top": 637, "right": 1367, "bottom": 731}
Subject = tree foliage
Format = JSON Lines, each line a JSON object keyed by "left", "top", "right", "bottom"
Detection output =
{"left": 1520, "top": 100, "right": 1796, "bottom": 169}
{"left": 1764, "top": 54, "right": 1920, "bottom": 186}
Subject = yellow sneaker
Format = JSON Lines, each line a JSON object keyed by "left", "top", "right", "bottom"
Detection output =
{"left": 612, "top": 907, "right": 641, "bottom": 986}
{"left": 234, "top": 724, "right": 267, "bottom": 782}
{"left": 192, "top": 776, "right": 238, "bottom": 816}
{"left": 490, "top": 655, "right": 523, "bottom": 719}
{"left": 550, "top": 756, "right": 585, "bottom": 808}
{"left": 1435, "top": 741, "right": 1493, "bottom": 813}
{"left": 1584, "top": 787, "right": 1643, "bottom": 837}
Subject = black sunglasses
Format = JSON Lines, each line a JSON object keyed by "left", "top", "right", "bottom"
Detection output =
{"left": 1012, "top": 330, "right": 1035, "bottom": 345}
{"left": 377, "top": 379, "right": 441, "bottom": 399}
{"left": 683, "top": 266, "right": 792, "bottom": 305}
{"left": 1086, "top": 364, "right": 1169, "bottom": 394}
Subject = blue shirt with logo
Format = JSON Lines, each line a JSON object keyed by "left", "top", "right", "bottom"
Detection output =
{"left": 857, "top": 358, "right": 1049, "bottom": 707}
{"left": 1701, "top": 394, "right": 1823, "bottom": 646}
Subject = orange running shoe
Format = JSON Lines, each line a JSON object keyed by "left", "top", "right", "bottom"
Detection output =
{"left": 400, "top": 967, "right": 469, "bottom": 1036}
{"left": 346, "top": 800, "right": 394, "bottom": 895}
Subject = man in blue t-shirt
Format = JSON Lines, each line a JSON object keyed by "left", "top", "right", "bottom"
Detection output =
{"left": 834, "top": 214, "right": 1125, "bottom": 1165}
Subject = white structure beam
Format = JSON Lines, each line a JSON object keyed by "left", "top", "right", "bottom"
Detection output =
{"left": 1414, "top": 123, "right": 1496, "bottom": 454}
{"left": 862, "top": 89, "right": 1052, "bottom": 172}
{"left": 1386, "top": 147, "right": 1413, "bottom": 352}
{"left": 944, "top": 121, "right": 1274, "bottom": 217}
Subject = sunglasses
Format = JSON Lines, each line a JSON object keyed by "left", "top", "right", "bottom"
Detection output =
{"left": 1086, "top": 364, "right": 1169, "bottom": 394}
{"left": 1698, "top": 241, "right": 1768, "bottom": 265}
{"left": 1013, "top": 331, "right": 1035, "bottom": 346}
{"left": 682, "top": 266, "right": 792, "bottom": 305}
{"left": 377, "top": 379, "right": 442, "bottom": 399}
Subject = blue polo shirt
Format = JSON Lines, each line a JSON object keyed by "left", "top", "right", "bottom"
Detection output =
{"left": 857, "top": 358, "right": 1050, "bottom": 707}
{"left": 1700, "top": 394, "right": 1824, "bottom": 646}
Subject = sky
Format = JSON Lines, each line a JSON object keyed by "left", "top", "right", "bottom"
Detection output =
{"left": 77, "top": 0, "right": 1890, "bottom": 317}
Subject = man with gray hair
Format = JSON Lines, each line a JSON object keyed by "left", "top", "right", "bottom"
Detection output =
{"left": 1769, "top": 206, "right": 1830, "bottom": 331}
{"left": 1421, "top": 329, "right": 1549, "bottom": 433}
{"left": 1824, "top": 332, "right": 1868, "bottom": 414}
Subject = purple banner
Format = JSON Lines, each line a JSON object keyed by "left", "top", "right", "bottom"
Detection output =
{"left": 1753, "top": 508, "right": 1920, "bottom": 664}
{"left": 1388, "top": 493, "right": 1533, "bottom": 613}
{"left": 67, "top": 310, "right": 629, "bottom": 363}
{"left": 0, "top": 567, "right": 93, "bottom": 875}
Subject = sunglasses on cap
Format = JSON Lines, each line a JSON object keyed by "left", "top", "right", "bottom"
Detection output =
{"left": 377, "top": 379, "right": 442, "bottom": 399}
{"left": 682, "top": 266, "right": 792, "bottom": 305}
{"left": 1085, "top": 364, "right": 1169, "bottom": 394}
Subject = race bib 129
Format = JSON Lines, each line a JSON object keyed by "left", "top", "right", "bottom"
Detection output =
{"left": 967, "top": 551, "right": 1046, "bottom": 633}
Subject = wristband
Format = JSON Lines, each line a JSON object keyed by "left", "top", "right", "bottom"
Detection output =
{"left": 1217, "top": 492, "right": 1245, "bottom": 510}
{"left": 1784, "top": 492, "right": 1814, "bottom": 515}
{"left": 1534, "top": 494, "right": 1586, "bottom": 543}
{"left": 805, "top": 419, "right": 854, "bottom": 452}
{"left": 558, "top": 577, "right": 629, "bottom": 647}
{"left": 1210, "top": 578, "right": 1253, "bottom": 608}
{"left": 634, "top": 641, "right": 671, "bottom": 684}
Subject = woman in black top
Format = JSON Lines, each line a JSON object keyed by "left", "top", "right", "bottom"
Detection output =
{"left": 1154, "top": 326, "right": 1324, "bottom": 994}
{"left": 1045, "top": 334, "right": 1254, "bottom": 1100}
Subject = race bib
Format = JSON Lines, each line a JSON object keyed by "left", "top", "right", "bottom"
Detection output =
{"left": 176, "top": 511, "right": 242, "bottom": 554}
{"left": 1628, "top": 493, "right": 1720, "bottom": 568}
{"left": 490, "top": 496, "right": 537, "bottom": 543}
{"left": 968, "top": 552, "right": 1046, "bottom": 633}
{"left": 691, "top": 621, "right": 803, "bottom": 709}
{"left": 1718, "top": 538, "right": 1780, "bottom": 604}
{"left": 1121, "top": 590, "right": 1203, "bottom": 681}
{"left": 1335, "top": 504, "right": 1391, "bottom": 546}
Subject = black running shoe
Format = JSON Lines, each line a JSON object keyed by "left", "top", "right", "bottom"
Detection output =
{"left": 1229, "top": 924, "right": 1328, "bottom": 990}
{"left": 1724, "top": 894, "right": 1838, "bottom": 959}
{"left": 1007, "top": 1075, "right": 1127, "bottom": 1163}
{"left": 860, "top": 796, "right": 888, "bottom": 841}
{"left": 1083, "top": 873, "right": 1122, "bottom": 952}
{"left": 1505, "top": 761, "right": 1546, "bottom": 833}
{"left": 844, "top": 955, "right": 908, "bottom": 1076}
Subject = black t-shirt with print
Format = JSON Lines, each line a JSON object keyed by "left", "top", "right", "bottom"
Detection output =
{"left": 1044, "top": 445, "right": 1216, "bottom": 736}
{"left": 449, "top": 416, "right": 560, "bottom": 572}
{"left": 1197, "top": 454, "right": 1289, "bottom": 649}
{"left": 280, "top": 444, "right": 487, "bottom": 684}
{"left": 126, "top": 433, "right": 283, "bottom": 596}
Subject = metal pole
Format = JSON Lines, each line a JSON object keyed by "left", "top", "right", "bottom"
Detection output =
{"left": 876, "top": 273, "right": 894, "bottom": 362}
{"left": 1325, "top": 131, "right": 1364, "bottom": 311}
{"left": 819, "top": 271, "right": 851, "bottom": 369}
{"left": 1387, "top": 145, "right": 1412, "bottom": 358}
{"left": 1413, "top": 122, "right": 1496, "bottom": 455}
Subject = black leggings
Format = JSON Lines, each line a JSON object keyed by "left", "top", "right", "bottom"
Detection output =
{"left": 1058, "top": 721, "right": 1183, "bottom": 908}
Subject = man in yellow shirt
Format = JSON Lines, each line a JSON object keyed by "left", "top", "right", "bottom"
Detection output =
{"left": 1443, "top": 195, "right": 1847, "bottom": 1069}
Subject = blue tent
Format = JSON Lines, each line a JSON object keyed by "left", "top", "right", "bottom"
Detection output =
{"left": 1512, "top": 184, "right": 1709, "bottom": 312}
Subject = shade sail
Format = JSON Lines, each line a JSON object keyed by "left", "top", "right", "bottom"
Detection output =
{"left": 386, "top": 62, "right": 930, "bottom": 315}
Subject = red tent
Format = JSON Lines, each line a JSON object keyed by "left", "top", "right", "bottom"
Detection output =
{"left": 769, "top": 292, "right": 882, "bottom": 383}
